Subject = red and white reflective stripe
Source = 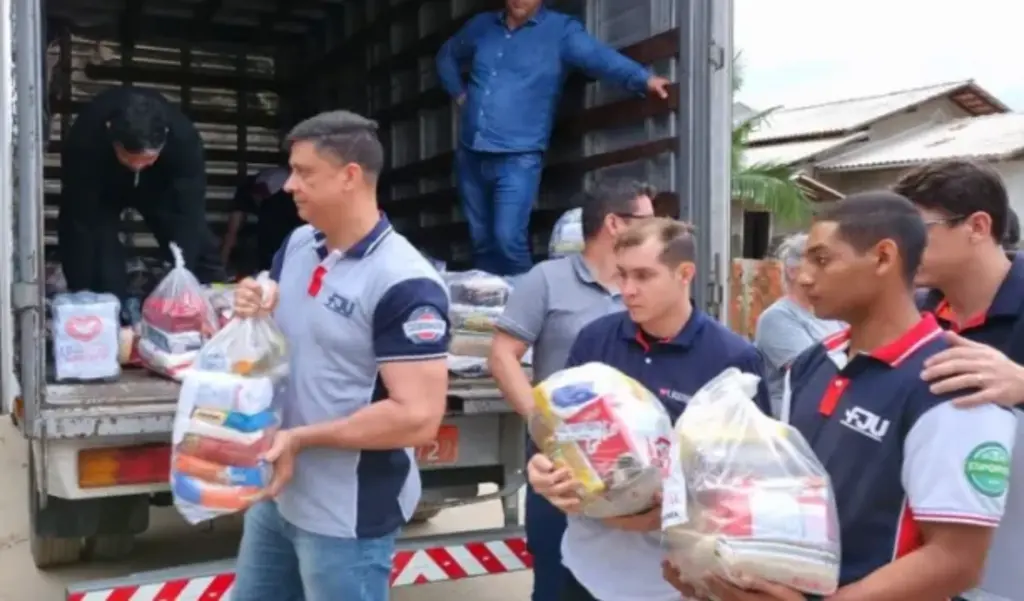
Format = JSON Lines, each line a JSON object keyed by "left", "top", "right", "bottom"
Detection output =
{"left": 66, "top": 538, "right": 531, "bottom": 600}
{"left": 67, "top": 573, "right": 235, "bottom": 601}
{"left": 390, "top": 537, "right": 532, "bottom": 586}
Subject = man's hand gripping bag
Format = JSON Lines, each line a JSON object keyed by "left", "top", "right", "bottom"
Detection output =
{"left": 529, "top": 362, "right": 673, "bottom": 518}
{"left": 170, "top": 274, "right": 287, "bottom": 524}
{"left": 661, "top": 368, "right": 841, "bottom": 596}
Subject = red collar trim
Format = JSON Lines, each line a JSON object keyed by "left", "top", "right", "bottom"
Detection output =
{"left": 822, "top": 314, "right": 942, "bottom": 367}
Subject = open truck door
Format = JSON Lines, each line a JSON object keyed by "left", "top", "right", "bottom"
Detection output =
{"left": 1, "top": 0, "right": 17, "bottom": 418}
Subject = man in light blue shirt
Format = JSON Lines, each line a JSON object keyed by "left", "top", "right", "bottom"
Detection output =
{"left": 230, "top": 110, "right": 450, "bottom": 601}
{"left": 436, "top": 0, "right": 669, "bottom": 276}
{"left": 755, "top": 233, "right": 845, "bottom": 417}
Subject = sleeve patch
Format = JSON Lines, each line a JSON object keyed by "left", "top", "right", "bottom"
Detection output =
{"left": 964, "top": 442, "right": 1012, "bottom": 497}
{"left": 402, "top": 306, "right": 448, "bottom": 345}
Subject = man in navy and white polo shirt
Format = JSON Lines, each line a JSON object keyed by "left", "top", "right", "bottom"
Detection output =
{"left": 528, "top": 218, "right": 769, "bottom": 601}
{"left": 893, "top": 160, "right": 1024, "bottom": 601}
{"left": 702, "top": 192, "right": 1016, "bottom": 601}
{"left": 230, "top": 110, "right": 450, "bottom": 601}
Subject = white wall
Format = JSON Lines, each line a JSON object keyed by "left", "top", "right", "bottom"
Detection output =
{"left": 813, "top": 160, "right": 1024, "bottom": 220}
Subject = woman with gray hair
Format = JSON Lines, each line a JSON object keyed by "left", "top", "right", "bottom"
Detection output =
{"left": 754, "top": 233, "right": 845, "bottom": 417}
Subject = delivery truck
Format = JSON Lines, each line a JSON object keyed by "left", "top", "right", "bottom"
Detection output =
{"left": 0, "top": 0, "right": 733, "bottom": 596}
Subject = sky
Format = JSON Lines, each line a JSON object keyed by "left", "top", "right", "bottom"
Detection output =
{"left": 734, "top": 0, "right": 1024, "bottom": 111}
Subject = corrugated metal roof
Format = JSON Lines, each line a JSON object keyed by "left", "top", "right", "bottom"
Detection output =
{"left": 747, "top": 80, "right": 986, "bottom": 144}
{"left": 743, "top": 132, "right": 868, "bottom": 166}
{"left": 818, "top": 113, "right": 1024, "bottom": 172}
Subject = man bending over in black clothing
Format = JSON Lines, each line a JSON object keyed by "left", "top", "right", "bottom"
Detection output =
{"left": 58, "top": 87, "right": 225, "bottom": 300}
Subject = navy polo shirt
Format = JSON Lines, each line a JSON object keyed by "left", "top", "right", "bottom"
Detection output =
{"left": 557, "top": 309, "right": 770, "bottom": 601}
{"left": 920, "top": 255, "right": 1024, "bottom": 601}
{"left": 784, "top": 315, "right": 1015, "bottom": 591}
{"left": 924, "top": 254, "right": 1024, "bottom": 359}
{"left": 565, "top": 310, "right": 771, "bottom": 419}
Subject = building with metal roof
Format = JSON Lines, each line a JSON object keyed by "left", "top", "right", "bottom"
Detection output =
{"left": 746, "top": 80, "right": 1007, "bottom": 145}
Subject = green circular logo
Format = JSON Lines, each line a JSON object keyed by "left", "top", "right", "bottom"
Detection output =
{"left": 964, "top": 442, "right": 1011, "bottom": 497}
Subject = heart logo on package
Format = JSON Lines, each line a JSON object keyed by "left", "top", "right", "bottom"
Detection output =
{"left": 65, "top": 315, "right": 104, "bottom": 342}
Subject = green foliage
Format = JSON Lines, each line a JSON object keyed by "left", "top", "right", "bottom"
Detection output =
{"left": 732, "top": 55, "right": 811, "bottom": 223}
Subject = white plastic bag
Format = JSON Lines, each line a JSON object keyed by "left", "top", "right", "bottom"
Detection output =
{"left": 529, "top": 362, "right": 673, "bottom": 518}
{"left": 137, "top": 243, "right": 219, "bottom": 380}
{"left": 170, "top": 274, "right": 285, "bottom": 524}
{"left": 662, "top": 368, "right": 840, "bottom": 596}
{"left": 51, "top": 292, "right": 121, "bottom": 382}
{"left": 548, "top": 207, "right": 583, "bottom": 258}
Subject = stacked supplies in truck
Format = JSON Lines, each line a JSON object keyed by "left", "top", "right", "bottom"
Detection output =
{"left": 445, "top": 270, "right": 513, "bottom": 377}
{"left": 171, "top": 275, "right": 287, "bottom": 524}
{"left": 529, "top": 362, "right": 673, "bottom": 518}
{"left": 137, "top": 244, "right": 219, "bottom": 380}
{"left": 661, "top": 368, "right": 841, "bottom": 597}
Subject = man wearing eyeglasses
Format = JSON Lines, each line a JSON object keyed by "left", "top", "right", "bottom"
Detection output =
{"left": 58, "top": 87, "right": 224, "bottom": 303}
{"left": 897, "top": 160, "right": 1024, "bottom": 601}
{"left": 489, "top": 179, "right": 654, "bottom": 601}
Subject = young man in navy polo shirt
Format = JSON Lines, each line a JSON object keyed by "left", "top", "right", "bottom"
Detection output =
{"left": 893, "top": 161, "right": 1024, "bottom": 601}
{"left": 527, "top": 218, "right": 770, "bottom": 601}
{"left": 698, "top": 192, "right": 1017, "bottom": 601}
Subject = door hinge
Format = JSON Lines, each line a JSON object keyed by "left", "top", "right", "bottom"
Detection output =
{"left": 11, "top": 282, "right": 38, "bottom": 312}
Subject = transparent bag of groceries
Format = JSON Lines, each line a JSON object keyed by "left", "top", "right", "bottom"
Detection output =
{"left": 548, "top": 207, "right": 583, "bottom": 258}
{"left": 529, "top": 362, "right": 673, "bottom": 518}
{"left": 661, "top": 368, "right": 841, "bottom": 596}
{"left": 170, "top": 274, "right": 287, "bottom": 524}
{"left": 137, "top": 243, "right": 219, "bottom": 380}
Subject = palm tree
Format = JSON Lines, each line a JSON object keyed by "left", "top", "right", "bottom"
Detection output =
{"left": 731, "top": 58, "right": 810, "bottom": 222}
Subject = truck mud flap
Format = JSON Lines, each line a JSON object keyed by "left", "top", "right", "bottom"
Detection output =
{"left": 65, "top": 525, "right": 530, "bottom": 600}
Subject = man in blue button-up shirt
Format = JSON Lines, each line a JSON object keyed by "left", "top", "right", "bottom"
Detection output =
{"left": 436, "top": 0, "right": 669, "bottom": 276}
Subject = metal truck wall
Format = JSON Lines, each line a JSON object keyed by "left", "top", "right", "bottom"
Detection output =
{"left": 286, "top": 0, "right": 676, "bottom": 269}
{"left": 42, "top": 23, "right": 285, "bottom": 260}
{"left": 581, "top": 0, "right": 677, "bottom": 192}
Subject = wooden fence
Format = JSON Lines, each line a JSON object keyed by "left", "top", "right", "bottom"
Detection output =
{"left": 728, "top": 258, "right": 785, "bottom": 339}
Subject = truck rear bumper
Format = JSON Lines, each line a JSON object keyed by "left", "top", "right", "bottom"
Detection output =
{"left": 65, "top": 525, "right": 531, "bottom": 600}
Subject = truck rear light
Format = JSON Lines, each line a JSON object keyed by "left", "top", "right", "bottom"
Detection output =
{"left": 78, "top": 443, "right": 172, "bottom": 488}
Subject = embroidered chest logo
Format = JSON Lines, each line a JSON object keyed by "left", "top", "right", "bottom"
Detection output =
{"left": 840, "top": 406, "right": 890, "bottom": 442}
{"left": 324, "top": 293, "right": 356, "bottom": 318}
{"left": 401, "top": 306, "right": 447, "bottom": 344}
{"left": 659, "top": 388, "right": 691, "bottom": 404}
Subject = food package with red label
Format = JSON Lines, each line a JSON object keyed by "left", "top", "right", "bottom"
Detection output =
{"left": 137, "top": 243, "right": 219, "bottom": 381}
{"left": 529, "top": 362, "right": 673, "bottom": 518}
{"left": 661, "top": 368, "right": 841, "bottom": 597}
{"left": 51, "top": 292, "right": 122, "bottom": 382}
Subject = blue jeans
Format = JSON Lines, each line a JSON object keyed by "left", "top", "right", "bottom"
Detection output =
{"left": 526, "top": 440, "right": 568, "bottom": 601}
{"left": 455, "top": 148, "right": 543, "bottom": 276}
{"left": 232, "top": 500, "right": 397, "bottom": 601}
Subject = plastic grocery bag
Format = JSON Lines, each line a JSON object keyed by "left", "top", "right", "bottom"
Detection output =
{"left": 170, "top": 275, "right": 284, "bottom": 524}
{"left": 203, "top": 284, "right": 239, "bottom": 331}
{"left": 194, "top": 277, "right": 287, "bottom": 380}
{"left": 51, "top": 292, "right": 121, "bottom": 382}
{"left": 529, "top": 362, "right": 673, "bottom": 518}
{"left": 549, "top": 207, "right": 583, "bottom": 258}
{"left": 137, "top": 243, "right": 219, "bottom": 380}
{"left": 661, "top": 368, "right": 840, "bottom": 596}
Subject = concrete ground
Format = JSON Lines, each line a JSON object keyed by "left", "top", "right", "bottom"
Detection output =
{"left": 0, "top": 421, "right": 533, "bottom": 600}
